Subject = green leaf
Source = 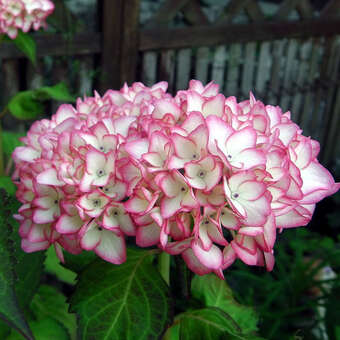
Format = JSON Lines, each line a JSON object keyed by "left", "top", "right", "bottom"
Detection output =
{"left": 31, "top": 285, "right": 77, "bottom": 340}
{"left": 8, "top": 90, "right": 44, "bottom": 120}
{"left": 191, "top": 274, "right": 259, "bottom": 334}
{"left": 1, "top": 131, "right": 24, "bottom": 158}
{"left": 162, "top": 323, "right": 179, "bottom": 340}
{"left": 62, "top": 251, "right": 97, "bottom": 273}
{"left": 175, "top": 307, "right": 242, "bottom": 340}
{"left": 0, "top": 191, "right": 33, "bottom": 340}
{"left": 70, "top": 248, "right": 172, "bottom": 340}
{"left": 11, "top": 31, "right": 36, "bottom": 65}
{"left": 0, "top": 176, "right": 16, "bottom": 195}
{"left": 36, "top": 83, "right": 76, "bottom": 102}
{"left": 45, "top": 247, "right": 77, "bottom": 285}
{"left": 7, "top": 318, "right": 69, "bottom": 340}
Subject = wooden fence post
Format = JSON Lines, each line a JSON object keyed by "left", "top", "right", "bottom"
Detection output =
{"left": 100, "top": 0, "right": 140, "bottom": 92}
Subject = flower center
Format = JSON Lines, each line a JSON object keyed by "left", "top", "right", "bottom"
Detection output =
{"left": 232, "top": 193, "right": 239, "bottom": 199}
{"left": 93, "top": 199, "right": 101, "bottom": 207}
{"left": 97, "top": 169, "right": 106, "bottom": 177}
{"left": 197, "top": 170, "right": 205, "bottom": 178}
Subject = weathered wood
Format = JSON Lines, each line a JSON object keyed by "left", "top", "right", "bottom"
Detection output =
{"left": 176, "top": 49, "right": 192, "bottom": 91}
{"left": 291, "top": 40, "right": 312, "bottom": 120}
{"left": 119, "top": 0, "right": 140, "bottom": 86}
{"left": 255, "top": 42, "right": 271, "bottom": 97}
{"left": 195, "top": 47, "right": 210, "bottom": 84}
{"left": 226, "top": 43, "right": 242, "bottom": 96}
{"left": 300, "top": 38, "right": 321, "bottom": 128}
{"left": 241, "top": 42, "right": 256, "bottom": 96}
{"left": 182, "top": 0, "right": 209, "bottom": 25}
{"left": 212, "top": 46, "right": 226, "bottom": 90}
{"left": 311, "top": 37, "right": 336, "bottom": 139}
{"left": 280, "top": 39, "right": 298, "bottom": 110}
{"left": 26, "top": 58, "right": 44, "bottom": 90}
{"left": 319, "top": 39, "right": 340, "bottom": 147}
{"left": 139, "top": 18, "right": 340, "bottom": 51}
{"left": 77, "top": 56, "right": 94, "bottom": 97}
{"left": 0, "top": 33, "right": 100, "bottom": 59}
{"left": 147, "top": 0, "right": 190, "bottom": 26}
{"left": 159, "top": 50, "right": 175, "bottom": 93}
{"left": 100, "top": 0, "right": 124, "bottom": 91}
{"left": 323, "top": 84, "right": 340, "bottom": 164}
{"left": 142, "top": 52, "right": 157, "bottom": 86}
{"left": 268, "top": 40, "right": 285, "bottom": 104}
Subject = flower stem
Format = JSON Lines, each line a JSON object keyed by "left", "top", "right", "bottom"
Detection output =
{"left": 158, "top": 251, "right": 170, "bottom": 286}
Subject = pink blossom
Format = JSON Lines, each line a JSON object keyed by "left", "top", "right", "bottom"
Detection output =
{"left": 12, "top": 80, "right": 339, "bottom": 277}
{"left": 0, "top": 0, "right": 54, "bottom": 39}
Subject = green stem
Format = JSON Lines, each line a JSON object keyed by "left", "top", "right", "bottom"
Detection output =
{"left": 158, "top": 251, "right": 170, "bottom": 286}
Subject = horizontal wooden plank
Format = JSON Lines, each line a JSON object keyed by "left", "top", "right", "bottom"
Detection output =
{"left": 139, "top": 18, "right": 340, "bottom": 51}
{"left": 0, "top": 33, "right": 101, "bottom": 58}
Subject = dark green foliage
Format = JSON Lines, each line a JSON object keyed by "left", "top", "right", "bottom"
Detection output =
{"left": 70, "top": 248, "right": 172, "bottom": 340}
{"left": 226, "top": 228, "right": 340, "bottom": 340}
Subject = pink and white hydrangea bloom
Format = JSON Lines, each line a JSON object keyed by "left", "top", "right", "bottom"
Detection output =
{"left": 0, "top": 0, "right": 54, "bottom": 39}
{"left": 12, "top": 80, "right": 339, "bottom": 278}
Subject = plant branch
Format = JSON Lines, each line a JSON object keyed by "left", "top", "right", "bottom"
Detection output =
{"left": 158, "top": 251, "right": 170, "bottom": 286}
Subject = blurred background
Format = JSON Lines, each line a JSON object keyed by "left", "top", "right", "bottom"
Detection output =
{"left": 0, "top": 1, "right": 339, "bottom": 339}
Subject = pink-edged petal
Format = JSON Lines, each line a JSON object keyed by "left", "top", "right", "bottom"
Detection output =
{"left": 37, "top": 168, "right": 64, "bottom": 186}
{"left": 95, "top": 230, "right": 126, "bottom": 264}
{"left": 161, "top": 195, "right": 182, "bottom": 219}
{"left": 238, "top": 181, "right": 266, "bottom": 201}
{"left": 182, "top": 248, "right": 212, "bottom": 276}
{"left": 192, "top": 240, "right": 223, "bottom": 270}
{"left": 56, "top": 214, "right": 83, "bottom": 234}
{"left": 22, "top": 239, "right": 49, "bottom": 253}
{"left": 136, "top": 223, "right": 160, "bottom": 247}
{"left": 231, "top": 240, "right": 258, "bottom": 266}
{"left": 80, "top": 226, "right": 101, "bottom": 250}
{"left": 124, "top": 138, "right": 149, "bottom": 160}
{"left": 202, "top": 94, "right": 225, "bottom": 117}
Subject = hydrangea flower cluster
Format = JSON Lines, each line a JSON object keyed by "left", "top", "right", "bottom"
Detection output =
{"left": 12, "top": 80, "right": 339, "bottom": 278}
{"left": 0, "top": 0, "right": 54, "bottom": 39}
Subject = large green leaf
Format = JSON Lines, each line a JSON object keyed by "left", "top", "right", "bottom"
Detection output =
{"left": 191, "top": 274, "right": 259, "bottom": 334}
{"left": 8, "top": 90, "right": 44, "bottom": 120}
{"left": 62, "top": 251, "right": 97, "bottom": 273}
{"left": 7, "top": 318, "right": 69, "bottom": 340}
{"left": 11, "top": 31, "right": 36, "bottom": 65}
{"left": 31, "top": 285, "right": 77, "bottom": 340}
{"left": 70, "top": 248, "right": 172, "bottom": 340}
{"left": 36, "top": 83, "right": 76, "bottom": 102}
{"left": 175, "top": 307, "right": 242, "bottom": 340}
{"left": 0, "top": 192, "right": 33, "bottom": 340}
{"left": 7, "top": 83, "right": 75, "bottom": 120}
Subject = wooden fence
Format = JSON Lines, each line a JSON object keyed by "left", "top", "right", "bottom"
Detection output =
{"left": 0, "top": 0, "right": 340, "bottom": 165}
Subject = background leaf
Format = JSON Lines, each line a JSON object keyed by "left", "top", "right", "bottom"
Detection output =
{"left": 1, "top": 131, "right": 24, "bottom": 158}
{"left": 8, "top": 90, "right": 44, "bottom": 120}
{"left": 44, "top": 247, "right": 77, "bottom": 285}
{"left": 0, "top": 176, "right": 16, "bottom": 195}
{"left": 11, "top": 31, "right": 36, "bottom": 64}
{"left": 70, "top": 248, "right": 172, "bottom": 340}
{"left": 7, "top": 318, "right": 69, "bottom": 340}
{"left": 175, "top": 307, "right": 243, "bottom": 340}
{"left": 0, "top": 191, "right": 33, "bottom": 339}
{"left": 62, "top": 251, "right": 97, "bottom": 273}
{"left": 31, "top": 285, "right": 77, "bottom": 340}
{"left": 36, "top": 83, "right": 76, "bottom": 102}
{"left": 191, "top": 274, "right": 259, "bottom": 334}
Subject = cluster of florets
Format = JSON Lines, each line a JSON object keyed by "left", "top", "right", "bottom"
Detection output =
{"left": 0, "top": 0, "right": 54, "bottom": 39}
{"left": 12, "top": 80, "right": 339, "bottom": 278}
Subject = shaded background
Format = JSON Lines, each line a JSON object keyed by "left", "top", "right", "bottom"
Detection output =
{"left": 0, "top": 1, "right": 339, "bottom": 339}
